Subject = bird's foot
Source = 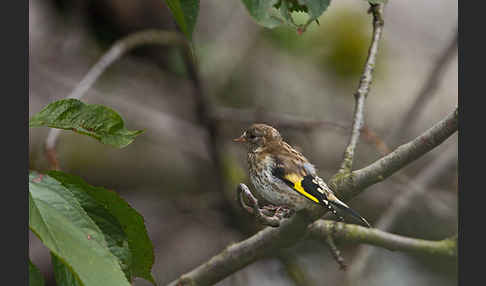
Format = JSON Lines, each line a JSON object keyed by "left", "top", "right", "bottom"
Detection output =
{"left": 237, "top": 184, "right": 293, "bottom": 227}
{"left": 274, "top": 206, "right": 294, "bottom": 219}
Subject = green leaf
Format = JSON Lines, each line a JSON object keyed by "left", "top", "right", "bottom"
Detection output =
{"left": 47, "top": 171, "right": 133, "bottom": 282}
{"left": 51, "top": 254, "right": 83, "bottom": 286}
{"left": 301, "top": 0, "right": 331, "bottom": 20}
{"left": 29, "top": 171, "right": 131, "bottom": 286}
{"left": 29, "top": 259, "right": 45, "bottom": 286}
{"left": 241, "top": 0, "right": 331, "bottom": 30}
{"left": 241, "top": 0, "right": 283, "bottom": 28}
{"left": 48, "top": 171, "right": 156, "bottom": 285}
{"left": 164, "top": 0, "right": 199, "bottom": 40}
{"left": 29, "top": 99, "right": 143, "bottom": 148}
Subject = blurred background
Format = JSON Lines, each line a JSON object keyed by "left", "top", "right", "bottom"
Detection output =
{"left": 29, "top": 0, "right": 458, "bottom": 285}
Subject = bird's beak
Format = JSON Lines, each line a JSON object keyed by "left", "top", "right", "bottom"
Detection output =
{"left": 232, "top": 135, "right": 246, "bottom": 143}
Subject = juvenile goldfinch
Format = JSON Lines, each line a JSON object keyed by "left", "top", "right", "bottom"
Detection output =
{"left": 233, "top": 123, "right": 371, "bottom": 227}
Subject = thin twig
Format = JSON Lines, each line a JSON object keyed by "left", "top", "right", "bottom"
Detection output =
{"left": 309, "top": 220, "right": 457, "bottom": 258}
{"left": 166, "top": 107, "right": 458, "bottom": 286}
{"left": 337, "top": 107, "right": 458, "bottom": 200}
{"left": 388, "top": 30, "right": 458, "bottom": 143}
{"left": 44, "top": 30, "right": 188, "bottom": 169}
{"left": 325, "top": 223, "right": 347, "bottom": 271}
{"left": 183, "top": 49, "right": 222, "bottom": 172}
{"left": 337, "top": 4, "right": 385, "bottom": 175}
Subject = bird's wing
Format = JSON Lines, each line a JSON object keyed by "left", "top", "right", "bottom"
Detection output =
{"left": 271, "top": 152, "right": 371, "bottom": 227}
{"left": 271, "top": 159, "right": 337, "bottom": 207}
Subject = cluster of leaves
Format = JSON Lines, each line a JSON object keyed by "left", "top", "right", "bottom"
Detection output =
{"left": 162, "top": 0, "right": 386, "bottom": 37}
{"left": 29, "top": 99, "right": 153, "bottom": 286}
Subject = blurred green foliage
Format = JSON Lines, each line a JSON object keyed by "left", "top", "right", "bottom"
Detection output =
{"left": 29, "top": 260, "right": 45, "bottom": 286}
{"left": 264, "top": 8, "right": 384, "bottom": 81}
{"left": 222, "top": 154, "right": 248, "bottom": 188}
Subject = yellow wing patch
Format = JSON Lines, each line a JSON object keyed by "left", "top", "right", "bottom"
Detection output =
{"left": 284, "top": 173, "right": 319, "bottom": 203}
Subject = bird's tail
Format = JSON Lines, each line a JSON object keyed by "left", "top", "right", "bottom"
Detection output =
{"left": 326, "top": 194, "right": 372, "bottom": 228}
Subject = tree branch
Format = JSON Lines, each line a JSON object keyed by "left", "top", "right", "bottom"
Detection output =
{"left": 337, "top": 107, "right": 458, "bottom": 200}
{"left": 309, "top": 220, "right": 457, "bottom": 258}
{"left": 347, "top": 143, "right": 457, "bottom": 281}
{"left": 337, "top": 4, "right": 385, "bottom": 175}
{"left": 166, "top": 108, "right": 457, "bottom": 286}
{"left": 374, "top": 143, "right": 456, "bottom": 231}
{"left": 324, "top": 228, "right": 347, "bottom": 270}
{"left": 167, "top": 212, "right": 312, "bottom": 286}
{"left": 44, "top": 30, "right": 189, "bottom": 169}
{"left": 182, "top": 48, "right": 223, "bottom": 175}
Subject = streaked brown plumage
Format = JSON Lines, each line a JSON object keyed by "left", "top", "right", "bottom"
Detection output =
{"left": 234, "top": 123, "right": 371, "bottom": 227}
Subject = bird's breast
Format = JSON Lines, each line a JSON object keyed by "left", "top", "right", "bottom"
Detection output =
{"left": 247, "top": 152, "right": 309, "bottom": 209}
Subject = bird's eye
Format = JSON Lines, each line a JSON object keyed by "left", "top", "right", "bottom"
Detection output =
{"left": 247, "top": 132, "right": 256, "bottom": 139}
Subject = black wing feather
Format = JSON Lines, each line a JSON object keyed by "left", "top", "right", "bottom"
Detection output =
{"left": 272, "top": 165, "right": 371, "bottom": 227}
{"left": 271, "top": 166, "right": 344, "bottom": 220}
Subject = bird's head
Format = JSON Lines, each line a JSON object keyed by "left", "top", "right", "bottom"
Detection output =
{"left": 233, "top": 123, "right": 282, "bottom": 150}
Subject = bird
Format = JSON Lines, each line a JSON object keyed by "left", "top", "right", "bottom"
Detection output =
{"left": 233, "top": 123, "right": 371, "bottom": 227}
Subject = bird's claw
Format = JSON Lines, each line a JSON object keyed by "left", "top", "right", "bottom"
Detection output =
{"left": 237, "top": 184, "right": 293, "bottom": 227}
{"left": 274, "top": 206, "right": 294, "bottom": 219}
{"left": 262, "top": 205, "right": 293, "bottom": 217}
